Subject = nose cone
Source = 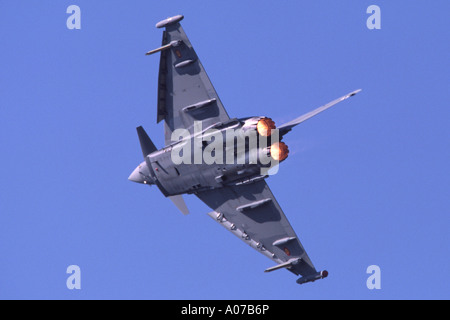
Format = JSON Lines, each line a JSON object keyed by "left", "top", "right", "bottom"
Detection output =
{"left": 128, "top": 162, "right": 154, "bottom": 185}
{"left": 128, "top": 166, "right": 144, "bottom": 183}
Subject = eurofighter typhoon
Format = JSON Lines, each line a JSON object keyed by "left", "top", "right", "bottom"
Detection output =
{"left": 129, "top": 15, "right": 361, "bottom": 285}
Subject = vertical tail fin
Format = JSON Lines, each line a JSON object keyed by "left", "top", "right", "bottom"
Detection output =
{"left": 136, "top": 126, "right": 157, "bottom": 158}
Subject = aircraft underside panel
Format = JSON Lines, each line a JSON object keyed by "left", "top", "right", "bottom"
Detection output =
{"left": 156, "top": 23, "right": 230, "bottom": 145}
{"left": 195, "top": 180, "right": 317, "bottom": 277}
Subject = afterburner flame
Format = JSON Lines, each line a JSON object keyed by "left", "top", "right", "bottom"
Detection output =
{"left": 270, "top": 142, "right": 289, "bottom": 161}
{"left": 256, "top": 118, "right": 276, "bottom": 137}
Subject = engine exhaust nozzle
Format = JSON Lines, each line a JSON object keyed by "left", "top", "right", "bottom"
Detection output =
{"left": 270, "top": 142, "right": 289, "bottom": 162}
{"left": 257, "top": 118, "right": 276, "bottom": 137}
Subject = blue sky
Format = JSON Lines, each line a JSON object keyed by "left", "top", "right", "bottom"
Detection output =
{"left": 0, "top": 1, "right": 449, "bottom": 299}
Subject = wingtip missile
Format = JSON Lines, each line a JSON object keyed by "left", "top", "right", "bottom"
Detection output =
{"left": 155, "top": 15, "right": 184, "bottom": 29}
{"left": 296, "top": 270, "right": 329, "bottom": 285}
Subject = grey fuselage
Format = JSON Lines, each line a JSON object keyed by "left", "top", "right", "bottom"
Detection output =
{"left": 131, "top": 117, "right": 280, "bottom": 197}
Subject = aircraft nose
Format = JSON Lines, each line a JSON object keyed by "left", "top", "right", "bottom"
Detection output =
{"left": 128, "top": 162, "right": 154, "bottom": 185}
{"left": 128, "top": 166, "right": 144, "bottom": 183}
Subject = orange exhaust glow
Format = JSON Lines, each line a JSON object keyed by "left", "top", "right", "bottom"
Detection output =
{"left": 270, "top": 142, "right": 289, "bottom": 161}
{"left": 257, "top": 118, "right": 276, "bottom": 137}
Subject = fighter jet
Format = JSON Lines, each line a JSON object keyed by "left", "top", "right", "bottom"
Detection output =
{"left": 129, "top": 15, "right": 361, "bottom": 285}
